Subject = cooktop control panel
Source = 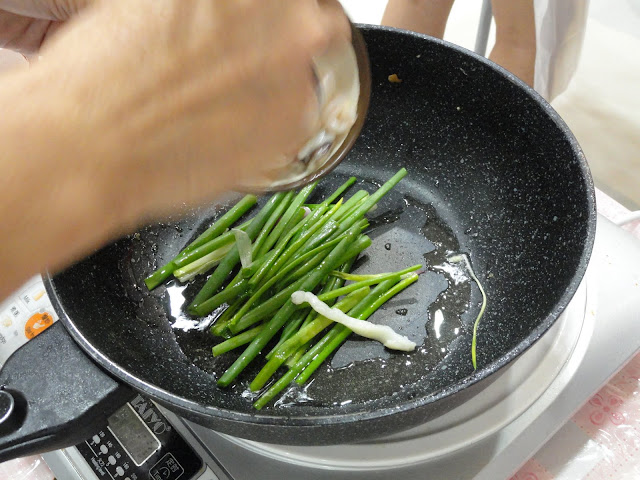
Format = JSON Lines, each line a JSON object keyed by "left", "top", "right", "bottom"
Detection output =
{"left": 75, "top": 394, "right": 204, "bottom": 480}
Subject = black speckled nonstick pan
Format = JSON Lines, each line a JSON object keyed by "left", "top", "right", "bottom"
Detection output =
{"left": 0, "top": 25, "right": 595, "bottom": 459}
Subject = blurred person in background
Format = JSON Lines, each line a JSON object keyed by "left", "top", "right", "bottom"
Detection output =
{"left": 382, "top": 0, "right": 536, "bottom": 87}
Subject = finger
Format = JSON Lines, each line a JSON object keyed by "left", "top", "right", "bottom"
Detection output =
{"left": 317, "top": 0, "right": 352, "bottom": 43}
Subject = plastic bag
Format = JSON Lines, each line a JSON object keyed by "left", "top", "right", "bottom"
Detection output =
{"left": 0, "top": 455, "right": 54, "bottom": 480}
{"left": 513, "top": 192, "right": 640, "bottom": 479}
{"left": 513, "top": 351, "right": 640, "bottom": 479}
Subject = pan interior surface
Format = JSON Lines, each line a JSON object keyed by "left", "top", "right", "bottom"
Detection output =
{"left": 47, "top": 26, "right": 595, "bottom": 431}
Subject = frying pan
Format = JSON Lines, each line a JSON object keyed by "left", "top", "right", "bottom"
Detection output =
{"left": 0, "top": 25, "right": 596, "bottom": 461}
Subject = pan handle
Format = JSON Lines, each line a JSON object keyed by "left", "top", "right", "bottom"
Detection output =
{"left": 0, "top": 321, "right": 134, "bottom": 463}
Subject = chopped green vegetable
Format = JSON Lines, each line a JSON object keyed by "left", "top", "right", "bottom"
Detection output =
{"left": 173, "top": 243, "right": 234, "bottom": 283}
{"left": 325, "top": 176, "right": 357, "bottom": 204}
{"left": 143, "top": 169, "right": 444, "bottom": 409}
{"left": 188, "top": 192, "right": 286, "bottom": 312}
{"left": 217, "top": 224, "right": 362, "bottom": 387}
{"left": 232, "top": 228, "right": 252, "bottom": 269}
{"left": 448, "top": 254, "right": 487, "bottom": 370}
{"left": 250, "top": 287, "right": 370, "bottom": 391}
{"left": 144, "top": 194, "right": 257, "bottom": 290}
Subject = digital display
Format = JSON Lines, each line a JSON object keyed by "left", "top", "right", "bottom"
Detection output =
{"left": 108, "top": 404, "right": 160, "bottom": 466}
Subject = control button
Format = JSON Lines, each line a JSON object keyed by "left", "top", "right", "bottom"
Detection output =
{"left": 108, "top": 455, "right": 116, "bottom": 465}
{"left": 150, "top": 453, "right": 185, "bottom": 480}
{"left": 116, "top": 466, "right": 125, "bottom": 476}
{"left": 100, "top": 444, "right": 108, "bottom": 454}
{"left": 92, "top": 435, "right": 101, "bottom": 444}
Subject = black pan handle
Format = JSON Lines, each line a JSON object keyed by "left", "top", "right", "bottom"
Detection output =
{"left": 0, "top": 321, "right": 134, "bottom": 462}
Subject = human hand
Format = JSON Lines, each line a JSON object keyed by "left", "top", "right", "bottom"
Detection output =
{"left": 33, "top": 0, "right": 350, "bottom": 216}
{"left": 0, "top": 0, "right": 351, "bottom": 292}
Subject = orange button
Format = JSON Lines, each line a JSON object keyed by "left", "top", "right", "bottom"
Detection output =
{"left": 25, "top": 312, "right": 54, "bottom": 339}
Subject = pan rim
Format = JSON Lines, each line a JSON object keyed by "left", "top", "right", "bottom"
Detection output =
{"left": 45, "top": 24, "right": 597, "bottom": 431}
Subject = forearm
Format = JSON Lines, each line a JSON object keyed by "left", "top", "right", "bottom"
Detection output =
{"left": 0, "top": 67, "right": 134, "bottom": 299}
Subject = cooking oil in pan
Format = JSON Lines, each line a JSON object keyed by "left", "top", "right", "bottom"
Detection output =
{"left": 162, "top": 180, "right": 477, "bottom": 407}
{"left": 256, "top": 192, "right": 475, "bottom": 407}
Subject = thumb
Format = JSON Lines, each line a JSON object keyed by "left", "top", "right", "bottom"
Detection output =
{"left": 0, "top": 0, "right": 96, "bottom": 20}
